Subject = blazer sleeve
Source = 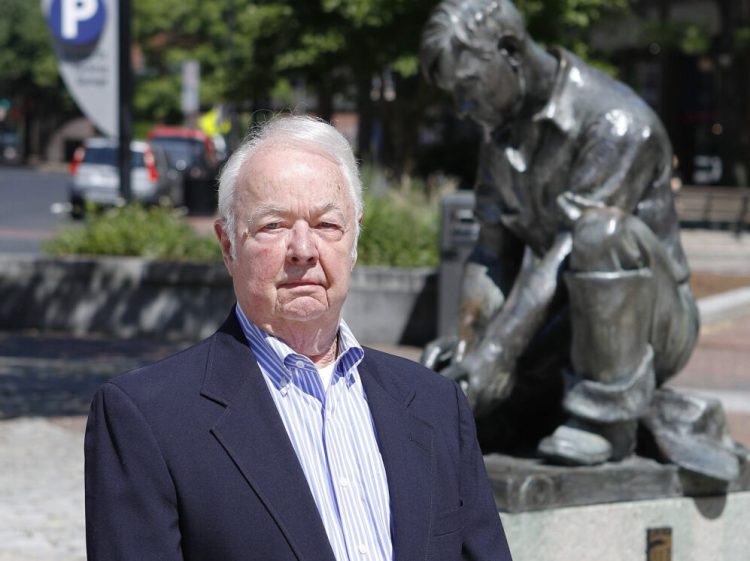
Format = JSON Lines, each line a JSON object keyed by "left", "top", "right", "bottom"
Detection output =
{"left": 456, "top": 383, "right": 514, "bottom": 561}
{"left": 85, "top": 382, "right": 184, "bottom": 561}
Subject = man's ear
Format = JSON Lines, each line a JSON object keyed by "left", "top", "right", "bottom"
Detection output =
{"left": 214, "top": 221, "right": 234, "bottom": 273}
{"left": 351, "top": 213, "right": 363, "bottom": 271}
{"left": 498, "top": 36, "right": 523, "bottom": 68}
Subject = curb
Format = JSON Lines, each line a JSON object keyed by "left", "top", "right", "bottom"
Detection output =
{"left": 698, "top": 286, "right": 750, "bottom": 325}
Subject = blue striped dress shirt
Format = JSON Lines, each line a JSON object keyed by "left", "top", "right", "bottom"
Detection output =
{"left": 235, "top": 306, "right": 393, "bottom": 561}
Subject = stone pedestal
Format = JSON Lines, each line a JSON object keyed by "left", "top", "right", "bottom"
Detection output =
{"left": 499, "top": 491, "right": 750, "bottom": 561}
{"left": 486, "top": 454, "right": 750, "bottom": 560}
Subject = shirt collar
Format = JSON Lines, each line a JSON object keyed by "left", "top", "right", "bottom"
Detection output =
{"left": 235, "top": 304, "right": 365, "bottom": 392}
{"left": 531, "top": 48, "right": 580, "bottom": 132}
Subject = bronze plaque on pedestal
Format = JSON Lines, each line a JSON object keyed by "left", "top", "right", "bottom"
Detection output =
{"left": 647, "top": 527, "right": 672, "bottom": 561}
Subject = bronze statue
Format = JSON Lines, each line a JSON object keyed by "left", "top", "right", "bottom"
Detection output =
{"left": 420, "top": 0, "right": 744, "bottom": 481}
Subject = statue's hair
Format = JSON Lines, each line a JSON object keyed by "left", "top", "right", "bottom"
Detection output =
{"left": 217, "top": 115, "right": 363, "bottom": 258}
{"left": 420, "top": 0, "right": 526, "bottom": 84}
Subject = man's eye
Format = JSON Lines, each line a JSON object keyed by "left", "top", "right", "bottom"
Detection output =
{"left": 316, "top": 221, "right": 345, "bottom": 239}
{"left": 262, "top": 222, "right": 281, "bottom": 231}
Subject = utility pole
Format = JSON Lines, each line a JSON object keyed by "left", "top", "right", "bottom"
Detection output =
{"left": 118, "top": 0, "right": 132, "bottom": 202}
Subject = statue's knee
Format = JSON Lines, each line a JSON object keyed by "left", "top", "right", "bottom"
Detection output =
{"left": 570, "top": 209, "right": 645, "bottom": 272}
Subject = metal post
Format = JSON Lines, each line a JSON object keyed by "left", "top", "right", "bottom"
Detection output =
{"left": 118, "top": 0, "right": 132, "bottom": 203}
{"left": 225, "top": 0, "right": 241, "bottom": 152}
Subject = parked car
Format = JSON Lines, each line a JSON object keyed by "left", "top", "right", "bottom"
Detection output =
{"left": 146, "top": 126, "right": 221, "bottom": 214}
{"left": 0, "top": 131, "right": 22, "bottom": 164}
{"left": 68, "top": 138, "right": 183, "bottom": 219}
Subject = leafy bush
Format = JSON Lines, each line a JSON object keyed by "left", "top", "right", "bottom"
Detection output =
{"left": 44, "top": 205, "right": 221, "bottom": 261}
{"left": 44, "top": 190, "right": 440, "bottom": 267}
{"left": 358, "top": 190, "right": 439, "bottom": 267}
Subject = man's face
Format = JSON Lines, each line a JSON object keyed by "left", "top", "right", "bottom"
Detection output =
{"left": 218, "top": 145, "right": 358, "bottom": 336}
{"left": 436, "top": 38, "right": 521, "bottom": 130}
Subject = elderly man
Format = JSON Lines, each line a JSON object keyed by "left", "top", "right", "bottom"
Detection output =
{"left": 84, "top": 116, "right": 512, "bottom": 561}
{"left": 420, "top": 0, "right": 704, "bottom": 468}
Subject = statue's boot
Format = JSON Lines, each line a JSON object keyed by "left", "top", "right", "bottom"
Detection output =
{"left": 643, "top": 388, "right": 743, "bottom": 481}
{"left": 538, "top": 268, "right": 656, "bottom": 465}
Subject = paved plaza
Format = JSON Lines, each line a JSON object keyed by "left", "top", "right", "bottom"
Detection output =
{"left": 0, "top": 417, "right": 86, "bottom": 561}
{"left": 0, "top": 228, "right": 749, "bottom": 560}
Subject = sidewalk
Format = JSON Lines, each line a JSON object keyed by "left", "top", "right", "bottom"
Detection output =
{"left": 0, "top": 228, "right": 749, "bottom": 560}
{"left": 680, "top": 228, "right": 750, "bottom": 275}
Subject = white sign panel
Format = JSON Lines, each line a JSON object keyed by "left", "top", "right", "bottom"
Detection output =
{"left": 42, "top": 0, "right": 118, "bottom": 137}
{"left": 181, "top": 60, "right": 200, "bottom": 116}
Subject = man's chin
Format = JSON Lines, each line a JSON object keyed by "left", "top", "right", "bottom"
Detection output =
{"left": 278, "top": 297, "right": 330, "bottom": 323}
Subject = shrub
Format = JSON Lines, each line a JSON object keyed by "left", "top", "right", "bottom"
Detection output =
{"left": 44, "top": 190, "right": 440, "bottom": 267}
{"left": 358, "top": 190, "right": 439, "bottom": 267}
{"left": 44, "top": 205, "right": 221, "bottom": 261}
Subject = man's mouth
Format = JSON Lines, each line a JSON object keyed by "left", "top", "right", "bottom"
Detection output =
{"left": 280, "top": 280, "right": 324, "bottom": 289}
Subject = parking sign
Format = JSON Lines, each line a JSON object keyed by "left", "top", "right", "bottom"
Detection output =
{"left": 47, "top": 0, "right": 107, "bottom": 46}
{"left": 43, "top": 0, "right": 118, "bottom": 137}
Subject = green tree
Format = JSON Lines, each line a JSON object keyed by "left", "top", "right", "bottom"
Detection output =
{"left": 0, "top": 0, "right": 76, "bottom": 159}
{"left": 0, "top": 0, "right": 634, "bottom": 171}
{"left": 516, "top": 0, "right": 629, "bottom": 58}
{"left": 132, "top": 0, "right": 436, "bottom": 175}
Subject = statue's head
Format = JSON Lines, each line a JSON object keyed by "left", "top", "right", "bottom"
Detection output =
{"left": 421, "top": 0, "right": 529, "bottom": 130}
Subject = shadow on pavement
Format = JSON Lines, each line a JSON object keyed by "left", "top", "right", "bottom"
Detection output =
{"left": 0, "top": 333, "right": 194, "bottom": 418}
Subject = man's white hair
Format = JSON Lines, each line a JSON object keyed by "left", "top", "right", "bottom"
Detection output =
{"left": 216, "top": 115, "right": 363, "bottom": 257}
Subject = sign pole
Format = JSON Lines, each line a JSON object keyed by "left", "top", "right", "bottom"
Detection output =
{"left": 118, "top": 0, "right": 132, "bottom": 203}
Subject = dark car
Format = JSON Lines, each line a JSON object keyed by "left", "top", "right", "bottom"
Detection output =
{"left": 0, "top": 131, "right": 22, "bottom": 164}
{"left": 146, "top": 126, "right": 221, "bottom": 214}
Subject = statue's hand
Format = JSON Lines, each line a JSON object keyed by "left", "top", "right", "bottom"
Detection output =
{"left": 445, "top": 341, "right": 514, "bottom": 417}
{"left": 420, "top": 335, "right": 463, "bottom": 372}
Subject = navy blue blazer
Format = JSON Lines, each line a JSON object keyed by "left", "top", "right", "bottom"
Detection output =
{"left": 85, "top": 310, "right": 512, "bottom": 561}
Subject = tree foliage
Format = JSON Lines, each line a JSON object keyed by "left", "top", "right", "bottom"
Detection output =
{"left": 0, "top": 0, "right": 58, "bottom": 94}
{"left": 0, "top": 0, "right": 630, "bottom": 165}
{"left": 132, "top": 1, "right": 436, "bottom": 119}
{"left": 0, "top": 0, "right": 77, "bottom": 157}
{"left": 516, "top": 0, "right": 630, "bottom": 60}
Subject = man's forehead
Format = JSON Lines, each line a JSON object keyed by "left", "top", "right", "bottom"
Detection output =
{"left": 236, "top": 152, "right": 353, "bottom": 216}
{"left": 244, "top": 172, "right": 349, "bottom": 206}
{"left": 251, "top": 201, "right": 344, "bottom": 217}
{"left": 244, "top": 141, "right": 339, "bottom": 174}
{"left": 236, "top": 143, "right": 340, "bottom": 191}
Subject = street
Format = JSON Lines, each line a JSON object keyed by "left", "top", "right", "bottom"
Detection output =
{"left": 0, "top": 165, "right": 71, "bottom": 254}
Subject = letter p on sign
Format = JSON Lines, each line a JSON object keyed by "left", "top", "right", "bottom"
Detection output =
{"left": 63, "top": 0, "right": 98, "bottom": 39}
{"left": 47, "top": 0, "right": 107, "bottom": 46}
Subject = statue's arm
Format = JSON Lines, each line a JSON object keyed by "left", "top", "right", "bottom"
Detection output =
{"left": 558, "top": 114, "right": 666, "bottom": 220}
{"left": 446, "top": 232, "right": 572, "bottom": 416}
{"left": 421, "top": 220, "right": 524, "bottom": 372}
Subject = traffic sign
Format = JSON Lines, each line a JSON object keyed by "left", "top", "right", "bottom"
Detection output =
{"left": 47, "top": 0, "right": 107, "bottom": 46}
{"left": 42, "top": 0, "right": 118, "bottom": 137}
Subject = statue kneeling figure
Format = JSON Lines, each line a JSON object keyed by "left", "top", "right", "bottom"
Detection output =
{"left": 420, "top": 0, "right": 744, "bottom": 480}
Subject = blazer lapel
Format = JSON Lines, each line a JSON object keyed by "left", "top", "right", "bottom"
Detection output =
{"left": 201, "top": 314, "right": 336, "bottom": 561}
{"left": 359, "top": 352, "right": 434, "bottom": 561}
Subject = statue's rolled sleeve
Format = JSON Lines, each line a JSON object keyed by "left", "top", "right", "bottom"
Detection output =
{"left": 561, "top": 116, "right": 666, "bottom": 225}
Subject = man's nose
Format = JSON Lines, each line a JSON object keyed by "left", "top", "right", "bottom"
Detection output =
{"left": 287, "top": 222, "right": 318, "bottom": 264}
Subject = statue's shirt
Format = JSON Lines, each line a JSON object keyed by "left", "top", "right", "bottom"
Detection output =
{"left": 475, "top": 49, "right": 689, "bottom": 282}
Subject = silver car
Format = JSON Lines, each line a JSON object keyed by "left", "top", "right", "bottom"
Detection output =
{"left": 68, "top": 138, "right": 183, "bottom": 218}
